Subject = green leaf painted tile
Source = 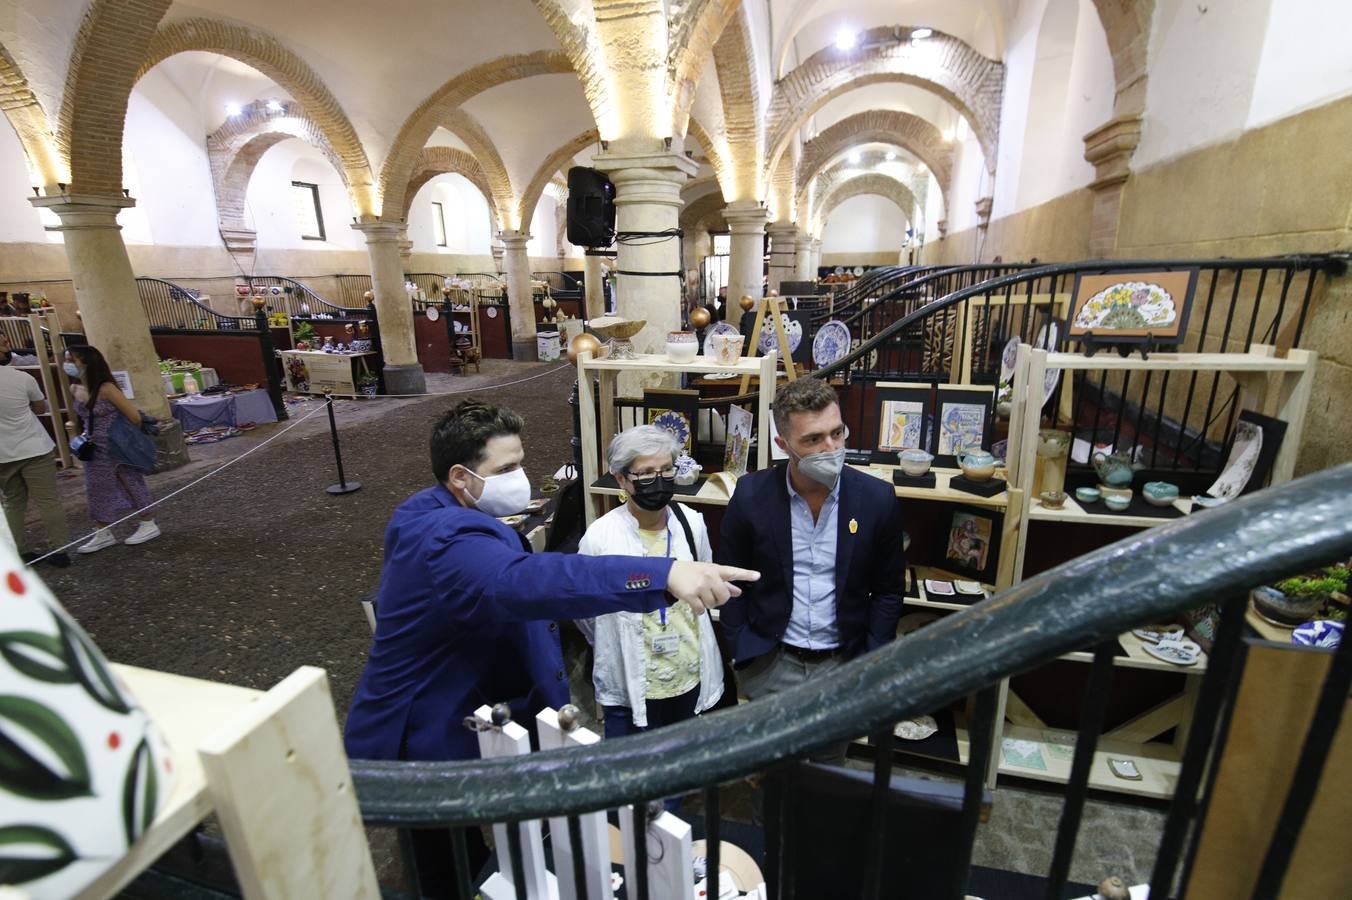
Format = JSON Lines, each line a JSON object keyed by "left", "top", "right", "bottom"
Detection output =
{"left": 0, "top": 823, "right": 78, "bottom": 885}
{"left": 0, "top": 694, "right": 93, "bottom": 800}
{"left": 56, "top": 615, "right": 131, "bottom": 714}
{"left": 0, "top": 631, "right": 74, "bottom": 684}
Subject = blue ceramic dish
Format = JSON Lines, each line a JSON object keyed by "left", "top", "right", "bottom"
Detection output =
{"left": 1104, "top": 493, "right": 1132, "bottom": 511}
{"left": 1075, "top": 486, "right": 1101, "bottom": 504}
{"left": 1142, "top": 481, "right": 1180, "bottom": 506}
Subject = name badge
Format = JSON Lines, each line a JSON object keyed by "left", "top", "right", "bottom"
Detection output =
{"left": 650, "top": 634, "right": 680, "bottom": 655}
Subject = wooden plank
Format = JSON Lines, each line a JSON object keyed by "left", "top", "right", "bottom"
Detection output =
{"left": 476, "top": 706, "right": 553, "bottom": 900}
{"left": 737, "top": 297, "right": 771, "bottom": 395}
{"left": 584, "top": 353, "right": 766, "bottom": 374}
{"left": 620, "top": 808, "right": 694, "bottom": 900}
{"left": 1269, "top": 348, "right": 1315, "bottom": 485}
{"left": 1042, "top": 351, "right": 1309, "bottom": 372}
{"left": 196, "top": 667, "right": 379, "bottom": 900}
{"left": 536, "top": 710, "right": 611, "bottom": 900}
{"left": 1103, "top": 694, "right": 1189, "bottom": 744}
{"left": 1186, "top": 642, "right": 1352, "bottom": 899}
{"left": 576, "top": 351, "right": 601, "bottom": 526}
{"left": 757, "top": 352, "right": 777, "bottom": 471}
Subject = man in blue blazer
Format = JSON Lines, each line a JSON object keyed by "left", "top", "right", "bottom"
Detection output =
{"left": 346, "top": 399, "right": 757, "bottom": 765}
{"left": 718, "top": 377, "right": 905, "bottom": 750}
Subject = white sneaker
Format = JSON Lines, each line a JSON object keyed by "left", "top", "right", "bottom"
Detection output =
{"left": 124, "top": 521, "right": 161, "bottom": 546}
{"left": 77, "top": 530, "right": 117, "bottom": 554}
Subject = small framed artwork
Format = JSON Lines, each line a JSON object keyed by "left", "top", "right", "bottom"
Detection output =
{"left": 1067, "top": 268, "right": 1198, "bottom": 350}
{"left": 935, "top": 504, "right": 1002, "bottom": 584}
{"left": 873, "top": 381, "right": 931, "bottom": 463}
{"left": 932, "top": 384, "right": 994, "bottom": 468}
{"left": 723, "top": 403, "right": 754, "bottom": 478}
{"left": 1205, "top": 410, "right": 1287, "bottom": 500}
{"left": 643, "top": 388, "right": 699, "bottom": 454}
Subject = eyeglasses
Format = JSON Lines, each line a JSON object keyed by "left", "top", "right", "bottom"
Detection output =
{"left": 795, "top": 424, "right": 849, "bottom": 450}
{"left": 625, "top": 466, "right": 677, "bottom": 485}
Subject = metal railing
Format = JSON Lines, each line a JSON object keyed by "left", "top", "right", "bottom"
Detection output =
{"left": 135, "top": 277, "right": 256, "bottom": 331}
{"left": 241, "top": 275, "right": 361, "bottom": 317}
{"left": 332, "top": 465, "right": 1352, "bottom": 900}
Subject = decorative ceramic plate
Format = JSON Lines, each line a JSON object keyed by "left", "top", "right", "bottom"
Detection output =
{"left": 704, "top": 372, "right": 738, "bottom": 380}
{"left": 425, "top": 306, "right": 440, "bottom": 322}
{"left": 1074, "top": 281, "right": 1177, "bottom": 330}
{"left": 954, "top": 580, "right": 985, "bottom": 595}
{"left": 757, "top": 313, "right": 803, "bottom": 355}
{"left": 894, "top": 715, "right": 939, "bottom": 741}
{"left": 708, "top": 321, "right": 740, "bottom": 339}
{"left": 834, "top": 267, "right": 845, "bottom": 275}
{"left": 651, "top": 409, "right": 691, "bottom": 448}
{"left": 999, "top": 337, "right": 1020, "bottom": 386}
{"left": 924, "top": 579, "right": 956, "bottom": 596}
{"left": 853, "top": 266, "right": 865, "bottom": 276}
{"left": 812, "top": 320, "right": 851, "bottom": 367}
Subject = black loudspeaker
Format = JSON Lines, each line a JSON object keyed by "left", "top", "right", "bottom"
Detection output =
{"left": 567, "top": 166, "right": 615, "bottom": 247}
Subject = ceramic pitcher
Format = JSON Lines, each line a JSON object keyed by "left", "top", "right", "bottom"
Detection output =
{"left": 1091, "top": 449, "right": 1136, "bottom": 487}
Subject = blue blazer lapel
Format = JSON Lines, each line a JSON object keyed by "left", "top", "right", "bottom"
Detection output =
{"left": 771, "top": 466, "right": 795, "bottom": 598}
{"left": 834, "top": 470, "right": 855, "bottom": 600}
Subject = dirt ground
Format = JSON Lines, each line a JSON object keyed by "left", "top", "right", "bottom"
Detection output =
{"left": 24, "top": 358, "right": 576, "bottom": 716}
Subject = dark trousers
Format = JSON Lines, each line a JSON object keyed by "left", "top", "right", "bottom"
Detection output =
{"left": 407, "top": 826, "right": 490, "bottom": 899}
{"left": 603, "top": 686, "right": 701, "bottom": 812}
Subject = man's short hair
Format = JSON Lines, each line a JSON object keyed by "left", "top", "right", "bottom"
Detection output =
{"left": 772, "top": 376, "right": 839, "bottom": 437}
{"left": 430, "top": 399, "right": 524, "bottom": 482}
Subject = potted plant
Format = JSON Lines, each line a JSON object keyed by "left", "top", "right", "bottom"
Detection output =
{"left": 357, "top": 372, "right": 380, "bottom": 397}
{"left": 1251, "top": 563, "right": 1350, "bottom": 626}
{"left": 294, "top": 320, "right": 317, "bottom": 350}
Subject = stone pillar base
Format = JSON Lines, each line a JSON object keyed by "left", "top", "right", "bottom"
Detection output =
{"left": 151, "top": 419, "right": 191, "bottom": 472}
{"left": 383, "top": 363, "right": 427, "bottom": 396}
{"left": 512, "top": 340, "right": 539, "bottom": 362}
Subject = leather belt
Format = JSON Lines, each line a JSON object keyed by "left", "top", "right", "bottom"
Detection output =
{"left": 781, "top": 642, "right": 842, "bottom": 662}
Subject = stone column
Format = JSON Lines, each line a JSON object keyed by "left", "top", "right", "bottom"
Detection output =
{"left": 1083, "top": 115, "right": 1143, "bottom": 257}
{"left": 583, "top": 253, "right": 606, "bottom": 319}
{"left": 722, "top": 202, "right": 768, "bottom": 312}
{"left": 500, "top": 230, "right": 536, "bottom": 360}
{"left": 766, "top": 222, "right": 799, "bottom": 293}
{"left": 352, "top": 222, "right": 426, "bottom": 395}
{"left": 593, "top": 150, "right": 699, "bottom": 354}
{"left": 31, "top": 194, "right": 188, "bottom": 469}
{"left": 810, "top": 238, "right": 823, "bottom": 278}
{"left": 795, "top": 233, "right": 814, "bottom": 281}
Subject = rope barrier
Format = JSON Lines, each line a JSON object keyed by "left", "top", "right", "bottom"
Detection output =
{"left": 25, "top": 362, "right": 576, "bottom": 564}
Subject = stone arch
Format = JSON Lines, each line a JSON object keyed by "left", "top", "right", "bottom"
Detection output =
{"left": 681, "top": 175, "right": 723, "bottom": 203}
{"left": 378, "top": 51, "right": 575, "bottom": 220}
{"left": 679, "top": 189, "right": 729, "bottom": 234}
{"left": 402, "top": 147, "right": 495, "bottom": 223}
{"left": 764, "top": 27, "right": 1003, "bottom": 181}
{"left": 58, "top": 0, "right": 173, "bottom": 196}
{"left": 668, "top": 0, "right": 743, "bottom": 139}
{"left": 686, "top": 117, "right": 733, "bottom": 196}
{"left": 708, "top": 5, "right": 761, "bottom": 200}
{"left": 1091, "top": 0, "right": 1152, "bottom": 116}
{"left": 525, "top": 2, "right": 616, "bottom": 137}
{"left": 137, "top": 18, "right": 376, "bottom": 215}
{"left": 518, "top": 129, "right": 600, "bottom": 234}
{"left": 0, "top": 40, "right": 65, "bottom": 190}
{"left": 813, "top": 173, "right": 917, "bottom": 236}
{"left": 795, "top": 110, "right": 953, "bottom": 206}
{"left": 435, "top": 110, "right": 516, "bottom": 229}
{"left": 208, "top": 100, "right": 346, "bottom": 234}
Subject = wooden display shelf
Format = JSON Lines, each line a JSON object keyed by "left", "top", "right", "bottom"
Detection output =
{"left": 589, "top": 478, "right": 733, "bottom": 508}
{"left": 1042, "top": 351, "right": 1310, "bottom": 372}
{"left": 856, "top": 464, "right": 1011, "bottom": 509}
{"left": 579, "top": 352, "right": 767, "bottom": 375}
{"left": 1244, "top": 606, "right": 1297, "bottom": 643}
{"left": 904, "top": 565, "right": 993, "bottom": 612}
{"left": 1058, "top": 630, "right": 1210, "bottom": 674}
{"left": 1028, "top": 493, "right": 1191, "bottom": 528}
{"left": 997, "top": 724, "right": 1181, "bottom": 800}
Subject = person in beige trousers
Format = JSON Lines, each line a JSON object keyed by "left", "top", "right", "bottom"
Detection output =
{"left": 0, "top": 332, "right": 71, "bottom": 567}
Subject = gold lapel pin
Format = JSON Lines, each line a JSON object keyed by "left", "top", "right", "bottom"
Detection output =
{"left": 849, "top": 518, "right": 858, "bottom": 534}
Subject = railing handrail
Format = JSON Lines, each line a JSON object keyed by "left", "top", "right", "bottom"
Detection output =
{"left": 135, "top": 276, "right": 255, "bottom": 328}
{"left": 245, "top": 275, "right": 358, "bottom": 315}
{"left": 349, "top": 463, "right": 1352, "bottom": 825}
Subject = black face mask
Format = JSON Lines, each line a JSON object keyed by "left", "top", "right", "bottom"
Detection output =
{"left": 629, "top": 475, "right": 676, "bottom": 511}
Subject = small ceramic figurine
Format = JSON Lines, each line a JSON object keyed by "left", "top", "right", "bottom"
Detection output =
{"left": 898, "top": 449, "right": 934, "bottom": 476}
{"left": 957, "top": 449, "right": 998, "bottom": 482}
{"left": 1142, "top": 481, "right": 1179, "bottom": 506}
{"left": 674, "top": 453, "right": 701, "bottom": 486}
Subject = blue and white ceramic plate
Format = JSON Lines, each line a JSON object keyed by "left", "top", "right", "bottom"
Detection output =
{"left": 709, "top": 321, "right": 740, "bottom": 339}
{"left": 1293, "top": 619, "right": 1343, "bottom": 649}
{"left": 813, "top": 320, "right": 852, "bottom": 368}
{"left": 651, "top": 410, "right": 691, "bottom": 448}
{"left": 757, "top": 313, "right": 803, "bottom": 356}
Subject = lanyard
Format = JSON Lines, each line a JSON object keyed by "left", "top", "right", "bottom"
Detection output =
{"left": 642, "top": 512, "right": 673, "bottom": 626}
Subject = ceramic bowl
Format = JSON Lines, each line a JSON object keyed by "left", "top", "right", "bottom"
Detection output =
{"left": 1142, "top": 481, "right": 1180, "bottom": 506}
{"left": 1104, "top": 492, "right": 1132, "bottom": 512}
{"left": 665, "top": 331, "right": 698, "bottom": 363}
{"left": 707, "top": 332, "right": 745, "bottom": 366}
{"left": 898, "top": 449, "right": 934, "bottom": 476}
{"left": 1039, "top": 490, "right": 1067, "bottom": 509}
{"left": 1075, "top": 486, "right": 1101, "bottom": 504}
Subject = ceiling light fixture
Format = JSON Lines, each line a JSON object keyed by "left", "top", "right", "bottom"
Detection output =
{"left": 266, "top": 100, "right": 284, "bottom": 112}
{"left": 834, "top": 29, "right": 857, "bottom": 51}
{"left": 225, "top": 102, "right": 242, "bottom": 116}
{"left": 886, "top": 151, "right": 897, "bottom": 161}
{"left": 911, "top": 27, "right": 933, "bottom": 41}
{"left": 848, "top": 151, "right": 861, "bottom": 164}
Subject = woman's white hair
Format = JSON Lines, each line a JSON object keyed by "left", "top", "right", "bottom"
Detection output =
{"left": 606, "top": 424, "right": 682, "bottom": 476}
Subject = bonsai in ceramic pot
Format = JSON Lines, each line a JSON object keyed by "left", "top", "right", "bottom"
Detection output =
{"left": 1251, "top": 564, "right": 1350, "bottom": 627}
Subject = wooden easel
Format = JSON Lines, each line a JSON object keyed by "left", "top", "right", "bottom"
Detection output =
{"left": 738, "top": 296, "right": 797, "bottom": 394}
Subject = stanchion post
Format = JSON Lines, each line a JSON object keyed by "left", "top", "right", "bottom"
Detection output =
{"left": 255, "top": 310, "right": 289, "bottom": 421}
{"left": 324, "top": 394, "right": 361, "bottom": 495}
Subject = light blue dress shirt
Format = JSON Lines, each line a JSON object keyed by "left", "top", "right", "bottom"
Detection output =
{"left": 782, "top": 467, "right": 840, "bottom": 650}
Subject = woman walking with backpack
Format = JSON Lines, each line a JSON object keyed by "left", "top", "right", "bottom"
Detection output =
{"left": 65, "top": 345, "right": 161, "bottom": 552}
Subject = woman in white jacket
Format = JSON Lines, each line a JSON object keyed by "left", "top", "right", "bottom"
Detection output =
{"left": 578, "top": 425, "right": 724, "bottom": 741}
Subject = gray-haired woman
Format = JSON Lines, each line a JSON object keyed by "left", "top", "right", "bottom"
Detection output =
{"left": 577, "top": 425, "right": 724, "bottom": 745}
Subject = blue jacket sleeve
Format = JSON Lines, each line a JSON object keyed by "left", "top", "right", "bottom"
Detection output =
{"left": 426, "top": 521, "right": 672, "bottom": 624}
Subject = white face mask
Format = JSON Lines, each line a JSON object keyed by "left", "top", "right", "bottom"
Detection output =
{"left": 464, "top": 466, "right": 531, "bottom": 517}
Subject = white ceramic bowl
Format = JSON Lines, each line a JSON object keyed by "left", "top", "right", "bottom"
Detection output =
{"left": 665, "top": 340, "right": 699, "bottom": 363}
{"left": 898, "top": 450, "right": 933, "bottom": 476}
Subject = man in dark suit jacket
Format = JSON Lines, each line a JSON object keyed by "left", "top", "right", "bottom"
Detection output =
{"left": 718, "top": 377, "right": 905, "bottom": 757}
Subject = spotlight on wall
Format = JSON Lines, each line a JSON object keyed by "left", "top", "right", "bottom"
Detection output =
{"left": 266, "top": 100, "right": 284, "bottom": 113}
{"left": 834, "top": 29, "right": 857, "bottom": 51}
{"left": 225, "top": 102, "right": 243, "bottom": 117}
{"left": 122, "top": 189, "right": 130, "bottom": 198}
{"left": 886, "top": 151, "right": 897, "bottom": 161}
{"left": 911, "top": 27, "right": 933, "bottom": 41}
{"left": 848, "top": 150, "right": 861, "bottom": 164}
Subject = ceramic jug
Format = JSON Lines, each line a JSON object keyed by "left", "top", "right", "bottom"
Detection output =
{"left": 1091, "top": 449, "right": 1136, "bottom": 487}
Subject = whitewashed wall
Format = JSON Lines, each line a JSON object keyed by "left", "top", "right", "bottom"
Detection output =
{"left": 821, "top": 193, "right": 909, "bottom": 254}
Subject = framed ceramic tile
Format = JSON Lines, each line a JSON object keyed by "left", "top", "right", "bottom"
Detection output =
{"left": 643, "top": 388, "right": 699, "bottom": 454}
{"left": 935, "top": 504, "right": 1002, "bottom": 584}
{"left": 1205, "top": 410, "right": 1287, "bottom": 500}
{"left": 872, "top": 381, "right": 931, "bottom": 463}
{"left": 932, "top": 384, "right": 994, "bottom": 468}
{"left": 1067, "top": 268, "right": 1198, "bottom": 349}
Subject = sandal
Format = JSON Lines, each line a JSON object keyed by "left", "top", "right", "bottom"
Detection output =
{"left": 1142, "top": 636, "right": 1202, "bottom": 666}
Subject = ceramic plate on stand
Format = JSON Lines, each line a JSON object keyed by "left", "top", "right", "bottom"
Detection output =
{"left": 704, "top": 372, "right": 737, "bottom": 380}
{"left": 999, "top": 336, "right": 1020, "bottom": 386}
{"left": 925, "top": 579, "right": 956, "bottom": 596}
{"left": 708, "top": 321, "right": 740, "bottom": 339}
{"left": 1035, "top": 323, "right": 1062, "bottom": 405}
{"left": 812, "top": 319, "right": 852, "bottom": 367}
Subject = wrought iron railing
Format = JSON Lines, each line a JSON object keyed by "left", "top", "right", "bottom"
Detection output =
{"left": 242, "top": 275, "right": 361, "bottom": 317}
{"left": 331, "top": 273, "right": 374, "bottom": 308}
{"left": 135, "top": 277, "right": 256, "bottom": 331}
{"left": 328, "top": 465, "right": 1351, "bottom": 900}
